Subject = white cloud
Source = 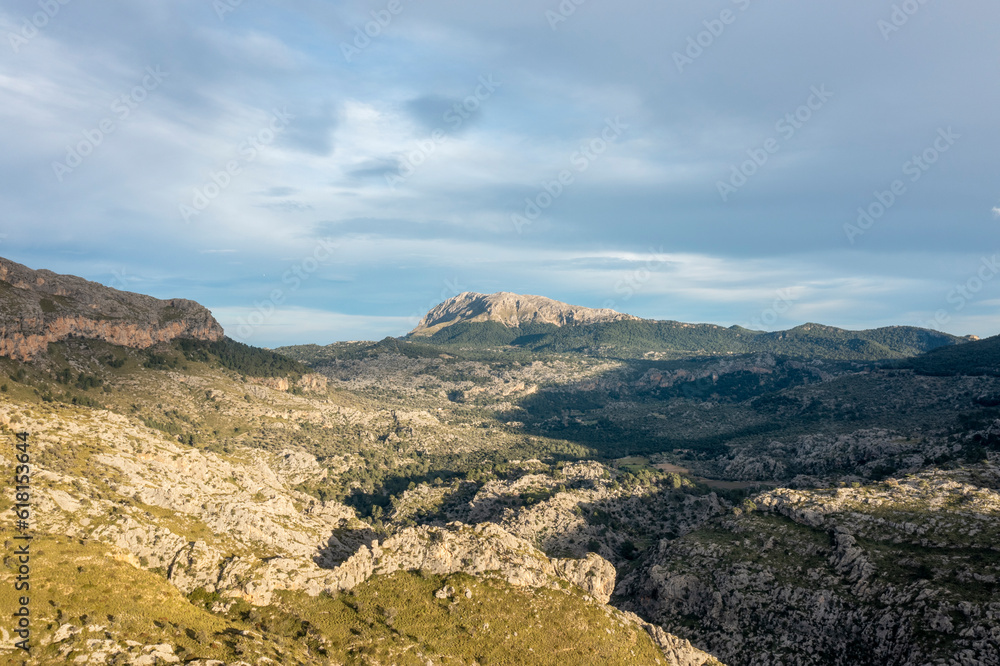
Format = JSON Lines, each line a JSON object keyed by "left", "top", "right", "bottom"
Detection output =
{"left": 212, "top": 306, "right": 414, "bottom": 347}
{"left": 3, "top": 2, "right": 998, "bottom": 346}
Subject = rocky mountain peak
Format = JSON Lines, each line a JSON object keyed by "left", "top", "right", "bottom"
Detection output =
{"left": 410, "top": 291, "right": 639, "bottom": 336}
{"left": 0, "top": 256, "right": 224, "bottom": 360}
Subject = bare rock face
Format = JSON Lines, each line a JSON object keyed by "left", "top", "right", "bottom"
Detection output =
{"left": 628, "top": 615, "right": 724, "bottom": 666}
{"left": 0, "top": 256, "right": 224, "bottom": 360}
{"left": 552, "top": 552, "right": 617, "bottom": 602}
{"left": 620, "top": 465, "right": 1000, "bottom": 666}
{"left": 326, "top": 522, "right": 618, "bottom": 603}
{"left": 249, "top": 373, "right": 328, "bottom": 393}
{"left": 252, "top": 376, "right": 291, "bottom": 391}
{"left": 410, "top": 291, "right": 639, "bottom": 336}
{"left": 296, "top": 373, "right": 328, "bottom": 392}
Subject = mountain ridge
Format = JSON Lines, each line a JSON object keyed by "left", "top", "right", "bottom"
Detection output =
{"left": 401, "top": 291, "right": 970, "bottom": 361}
{"left": 0, "top": 256, "right": 224, "bottom": 360}
{"left": 2, "top": 260, "right": 998, "bottom": 665}
{"left": 410, "top": 291, "right": 640, "bottom": 336}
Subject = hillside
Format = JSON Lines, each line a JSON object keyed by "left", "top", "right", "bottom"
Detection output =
{"left": 400, "top": 292, "right": 968, "bottom": 361}
{"left": 0, "top": 256, "right": 223, "bottom": 360}
{"left": 0, "top": 267, "right": 722, "bottom": 664}
{"left": 894, "top": 333, "right": 1000, "bottom": 376}
{"left": 4, "top": 267, "right": 1000, "bottom": 665}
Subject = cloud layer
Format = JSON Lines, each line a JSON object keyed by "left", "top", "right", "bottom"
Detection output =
{"left": 2, "top": 0, "right": 998, "bottom": 346}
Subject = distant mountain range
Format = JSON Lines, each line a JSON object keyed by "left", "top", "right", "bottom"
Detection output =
{"left": 4, "top": 261, "right": 1000, "bottom": 666}
{"left": 0, "top": 258, "right": 982, "bottom": 364}
{"left": 405, "top": 291, "right": 974, "bottom": 361}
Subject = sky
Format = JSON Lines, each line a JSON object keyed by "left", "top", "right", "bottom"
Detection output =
{"left": 1, "top": 0, "right": 998, "bottom": 348}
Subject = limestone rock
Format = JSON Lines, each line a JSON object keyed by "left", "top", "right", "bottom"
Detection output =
{"left": 0, "top": 255, "right": 223, "bottom": 360}
{"left": 410, "top": 291, "right": 639, "bottom": 336}
{"left": 323, "top": 522, "right": 618, "bottom": 603}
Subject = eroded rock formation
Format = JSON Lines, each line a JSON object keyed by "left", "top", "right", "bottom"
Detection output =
{"left": 0, "top": 256, "right": 223, "bottom": 359}
{"left": 410, "top": 291, "right": 639, "bottom": 336}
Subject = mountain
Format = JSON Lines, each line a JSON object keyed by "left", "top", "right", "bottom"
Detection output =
{"left": 0, "top": 264, "right": 719, "bottom": 665}
{"left": 405, "top": 292, "right": 968, "bottom": 361}
{"left": 0, "top": 256, "right": 223, "bottom": 360}
{"left": 409, "top": 291, "right": 639, "bottom": 336}
{"left": 7, "top": 263, "right": 1000, "bottom": 665}
{"left": 895, "top": 333, "right": 1000, "bottom": 376}
{"left": 275, "top": 313, "right": 1000, "bottom": 664}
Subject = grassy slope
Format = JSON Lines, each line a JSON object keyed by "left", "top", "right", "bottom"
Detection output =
{"left": 0, "top": 532, "right": 665, "bottom": 665}
{"left": 7, "top": 325, "right": 999, "bottom": 664}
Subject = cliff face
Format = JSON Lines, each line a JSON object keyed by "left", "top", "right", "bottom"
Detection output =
{"left": 0, "top": 256, "right": 224, "bottom": 360}
{"left": 410, "top": 291, "right": 639, "bottom": 336}
{"left": 618, "top": 464, "right": 1000, "bottom": 666}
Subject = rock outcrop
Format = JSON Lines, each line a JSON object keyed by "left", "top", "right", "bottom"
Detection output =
{"left": 4, "top": 400, "right": 621, "bottom": 609}
{"left": 620, "top": 463, "right": 1000, "bottom": 666}
{"left": 631, "top": 616, "right": 724, "bottom": 666}
{"left": 409, "top": 291, "right": 638, "bottom": 336}
{"left": 249, "top": 373, "right": 328, "bottom": 393}
{"left": 328, "top": 522, "right": 617, "bottom": 602}
{"left": 111, "top": 521, "right": 619, "bottom": 608}
{"left": 0, "top": 256, "right": 223, "bottom": 359}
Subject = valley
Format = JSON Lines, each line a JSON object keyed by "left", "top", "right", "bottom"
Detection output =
{"left": 0, "top": 270, "right": 997, "bottom": 665}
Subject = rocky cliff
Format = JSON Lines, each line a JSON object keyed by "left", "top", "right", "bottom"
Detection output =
{"left": 618, "top": 462, "right": 1000, "bottom": 666}
{"left": 0, "top": 256, "right": 224, "bottom": 360}
{"left": 409, "top": 291, "right": 638, "bottom": 336}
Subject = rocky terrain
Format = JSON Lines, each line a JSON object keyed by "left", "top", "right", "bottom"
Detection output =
{"left": 620, "top": 461, "right": 1000, "bottom": 665}
{"left": 409, "top": 291, "right": 639, "bottom": 336}
{"left": 0, "top": 257, "right": 223, "bottom": 360}
{"left": 0, "top": 339, "right": 721, "bottom": 665}
{"left": 400, "top": 292, "right": 967, "bottom": 361}
{"left": 3, "top": 271, "right": 1000, "bottom": 665}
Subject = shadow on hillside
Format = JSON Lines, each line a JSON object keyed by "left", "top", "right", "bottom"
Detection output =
{"left": 314, "top": 525, "right": 379, "bottom": 568}
{"left": 450, "top": 480, "right": 736, "bottom": 574}
{"left": 499, "top": 357, "right": 821, "bottom": 461}
{"left": 496, "top": 353, "right": 980, "bottom": 467}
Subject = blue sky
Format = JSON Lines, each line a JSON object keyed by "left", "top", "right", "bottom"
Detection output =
{"left": 2, "top": 0, "right": 999, "bottom": 347}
